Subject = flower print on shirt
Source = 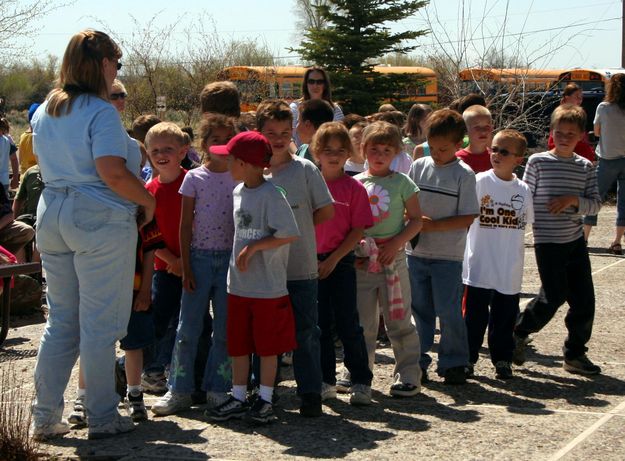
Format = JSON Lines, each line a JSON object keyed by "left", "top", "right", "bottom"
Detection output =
{"left": 365, "top": 183, "right": 391, "bottom": 223}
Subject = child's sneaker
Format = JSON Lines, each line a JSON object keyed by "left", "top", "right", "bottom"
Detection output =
{"left": 88, "top": 414, "right": 135, "bottom": 440}
{"left": 349, "top": 384, "right": 372, "bottom": 406}
{"left": 206, "top": 391, "right": 230, "bottom": 409}
{"left": 207, "top": 396, "right": 248, "bottom": 421}
{"left": 389, "top": 374, "right": 420, "bottom": 397}
{"left": 141, "top": 371, "right": 167, "bottom": 394}
{"left": 246, "top": 397, "right": 276, "bottom": 424}
{"left": 321, "top": 382, "right": 337, "bottom": 401}
{"left": 30, "top": 420, "right": 70, "bottom": 441}
{"left": 68, "top": 395, "right": 87, "bottom": 427}
{"left": 444, "top": 366, "right": 467, "bottom": 385}
{"left": 151, "top": 390, "right": 192, "bottom": 416}
{"left": 336, "top": 378, "right": 351, "bottom": 394}
{"left": 563, "top": 354, "right": 601, "bottom": 375}
{"left": 494, "top": 361, "right": 513, "bottom": 380}
{"left": 512, "top": 333, "right": 528, "bottom": 365}
{"left": 127, "top": 391, "right": 148, "bottom": 422}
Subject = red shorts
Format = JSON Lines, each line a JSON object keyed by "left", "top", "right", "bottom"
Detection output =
{"left": 227, "top": 294, "right": 297, "bottom": 357}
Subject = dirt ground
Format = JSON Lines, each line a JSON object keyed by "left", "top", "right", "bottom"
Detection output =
{"left": 1, "top": 204, "right": 624, "bottom": 461}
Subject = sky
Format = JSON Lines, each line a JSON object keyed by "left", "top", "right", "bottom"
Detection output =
{"left": 22, "top": 0, "right": 623, "bottom": 70}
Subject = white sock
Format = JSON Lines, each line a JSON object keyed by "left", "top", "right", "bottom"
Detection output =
{"left": 77, "top": 388, "right": 86, "bottom": 398}
{"left": 259, "top": 385, "right": 273, "bottom": 403}
{"left": 232, "top": 385, "right": 247, "bottom": 402}
{"left": 127, "top": 384, "right": 142, "bottom": 396}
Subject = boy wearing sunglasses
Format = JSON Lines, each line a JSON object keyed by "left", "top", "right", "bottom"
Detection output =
{"left": 462, "top": 129, "right": 533, "bottom": 379}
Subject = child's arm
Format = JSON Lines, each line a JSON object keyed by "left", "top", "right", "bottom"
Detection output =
{"left": 318, "top": 227, "right": 365, "bottom": 279}
{"left": 378, "top": 193, "right": 423, "bottom": 266}
{"left": 154, "top": 248, "right": 182, "bottom": 277}
{"left": 0, "top": 212, "right": 13, "bottom": 231}
{"left": 313, "top": 203, "right": 335, "bottom": 225}
{"left": 9, "top": 153, "right": 19, "bottom": 189}
{"left": 134, "top": 249, "right": 155, "bottom": 312}
{"left": 420, "top": 214, "right": 477, "bottom": 233}
{"left": 179, "top": 195, "right": 195, "bottom": 291}
{"left": 237, "top": 235, "right": 298, "bottom": 272}
{"left": 11, "top": 197, "right": 24, "bottom": 217}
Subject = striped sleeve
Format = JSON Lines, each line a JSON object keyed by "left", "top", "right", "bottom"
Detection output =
{"left": 578, "top": 164, "right": 601, "bottom": 216}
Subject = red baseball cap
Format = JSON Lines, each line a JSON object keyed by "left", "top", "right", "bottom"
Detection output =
{"left": 209, "top": 131, "right": 273, "bottom": 168}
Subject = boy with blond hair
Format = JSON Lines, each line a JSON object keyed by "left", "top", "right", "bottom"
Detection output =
{"left": 143, "top": 122, "right": 188, "bottom": 392}
{"left": 407, "top": 109, "right": 479, "bottom": 385}
{"left": 456, "top": 105, "right": 494, "bottom": 173}
{"left": 513, "top": 105, "right": 601, "bottom": 375}
{"left": 258, "top": 100, "right": 335, "bottom": 417}
{"left": 463, "top": 129, "right": 533, "bottom": 380}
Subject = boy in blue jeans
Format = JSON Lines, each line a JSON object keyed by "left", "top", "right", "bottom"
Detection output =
{"left": 407, "top": 109, "right": 479, "bottom": 385}
{"left": 258, "top": 100, "right": 334, "bottom": 417}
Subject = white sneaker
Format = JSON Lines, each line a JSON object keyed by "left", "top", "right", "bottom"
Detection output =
{"left": 30, "top": 420, "right": 70, "bottom": 441}
{"left": 349, "top": 384, "right": 372, "bottom": 406}
{"left": 151, "top": 390, "right": 193, "bottom": 416}
{"left": 88, "top": 413, "right": 134, "bottom": 440}
{"left": 206, "top": 391, "right": 229, "bottom": 409}
{"left": 321, "top": 382, "right": 337, "bottom": 401}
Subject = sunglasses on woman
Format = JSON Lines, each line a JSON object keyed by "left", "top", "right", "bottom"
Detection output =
{"left": 110, "top": 92, "right": 127, "bottom": 100}
{"left": 491, "top": 146, "right": 517, "bottom": 157}
{"left": 307, "top": 78, "right": 325, "bottom": 85}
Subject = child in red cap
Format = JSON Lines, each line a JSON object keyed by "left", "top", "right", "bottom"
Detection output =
{"left": 207, "top": 131, "right": 300, "bottom": 424}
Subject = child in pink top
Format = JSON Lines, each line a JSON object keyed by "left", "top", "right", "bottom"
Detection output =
{"left": 312, "top": 122, "right": 375, "bottom": 406}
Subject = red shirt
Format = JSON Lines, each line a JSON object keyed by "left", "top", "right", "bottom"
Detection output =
{"left": 547, "top": 131, "right": 595, "bottom": 162}
{"left": 455, "top": 148, "right": 492, "bottom": 173}
{"left": 145, "top": 169, "right": 186, "bottom": 271}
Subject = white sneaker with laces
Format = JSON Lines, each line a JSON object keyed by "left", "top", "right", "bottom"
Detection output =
{"left": 88, "top": 414, "right": 134, "bottom": 440}
{"left": 30, "top": 420, "right": 70, "bottom": 441}
{"left": 349, "top": 384, "right": 372, "bottom": 406}
{"left": 321, "top": 382, "right": 337, "bottom": 401}
{"left": 151, "top": 390, "right": 193, "bottom": 416}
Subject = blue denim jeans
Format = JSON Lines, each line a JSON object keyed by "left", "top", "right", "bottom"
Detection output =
{"left": 407, "top": 255, "right": 469, "bottom": 375}
{"left": 583, "top": 157, "right": 625, "bottom": 227}
{"left": 33, "top": 188, "right": 136, "bottom": 427}
{"left": 288, "top": 279, "right": 322, "bottom": 395}
{"left": 168, "top": 249, "right": 231, "bottom": 394}
{"left": 145, "top": 271, "right": 182, "bottom": 374}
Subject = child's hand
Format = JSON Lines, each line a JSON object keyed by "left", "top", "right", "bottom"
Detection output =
{"left": 167, "top": 258, "right": 183, "bottom": 277}
{"left": 10, "top": 175, "right": 18, "bottom": 190}
{"left": 378, "top": 239, "right": 400, "bottom": 266}
{"left": 420, "top": 216, "right": 434, "bottom": 232}
{"left": 133, "top": 290, "right": 151, "bottom": 312}
{"left": 137, "top": 203, "right": 155, "bottom": 230}
{"left": 183, "top": 270, "right": 196, "bottom": 292}
{"left": 236, "top": 245, "right": 256, "bottom": 272}
{"left": 318, "top": 256, "right": 338, "bottom": 280}
{"left": 548, "top": 195, "right": 578, "bottom": 214}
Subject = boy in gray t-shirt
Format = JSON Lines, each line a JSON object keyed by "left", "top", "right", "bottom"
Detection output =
{"left": 208, "top": 131, "right": 300, "bottom": 424}
{"left": 406, "top": 109, "right": 479, "bottom": 385}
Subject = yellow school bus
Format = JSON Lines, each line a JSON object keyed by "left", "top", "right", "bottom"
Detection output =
{"left": 217, "top": 65, "right": 438, "bottom": 111}
{"left": 459, "top": 68, "right": 563, "bottom": 93}
{"left": 555, "top": 68, "right": 625, "bottom": 92}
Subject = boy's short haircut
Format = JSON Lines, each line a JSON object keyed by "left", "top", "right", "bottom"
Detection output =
{"left": 181, "top": 126, "right": 194, "bottom": 141}
{"left": 200, "top": 81, "right": 241, "bottom": 118}
{"left": 239, "top": 111, "right": 257, "bottom": 131}
{"left": 198, "top": 113, "right": 237, "bottom": 148}
{"left": 300, "top": 99, "right": 334, "bottom": 129}
{"left": 342, "top": 113, "right": 366, "bottom": 129}
{"left": 374, "top": 110, "right": 406, "bottom": 129}
{"left": 463, "top": 104, "right": 492, "bottom": 126}
{"left": 361, "top": 120, "right": 402, "bottom": 152}
{"left": 451, "top": 93, "right": 487, "bottom": 114}
{"left": 562, "top": 83, "right": 581, "bottom": 98}
{"left": 427, "top": 109, "right": 467, "bottom": 143}
{"left": 378, "top": 103, "right": 397, "bottom": 112}
{"left": 132, "top": 114, "right": 161, "bottom": 143}
{"left": 310, "top": 121, "right": 352, "bottom": 161}
{"left": 256, "top": 99, "right": 293, "bottom": 132}
{"left": 145, "top": 121, "right": 185, "bottom": 148}
{"left": 550, "top": 104, "right": 586, "bottom": 132}
{"left": 494, "top": 129, "right": 527, "bottom": 157}
{"left": 349, "top": 121, "right": 368, "bottom": 133}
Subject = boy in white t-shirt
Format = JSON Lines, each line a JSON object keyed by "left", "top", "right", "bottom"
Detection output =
{"left": 462, "top": 129, "right": 533, "bottom": 379}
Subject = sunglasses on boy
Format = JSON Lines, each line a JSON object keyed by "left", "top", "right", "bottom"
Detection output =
{"left": 307, "top": 78, "right": 325, "bottom": 85}
{"left": 491, "top": 146, "right": 516, "bottom": 157}
{"left": 110, "top": 92, "right": 127, "bottom": 100}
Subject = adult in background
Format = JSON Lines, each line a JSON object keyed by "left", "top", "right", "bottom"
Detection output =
{"left": 583, "top": 74, "right": 625, "bottom": 253}
{"left": 30, "top": 29, "right": 155, "bottom": 441}
{"left": 547, "top": 83, "right": 595, "bottom": 163}
{"left": 290, "top": 66, "right": 344, "bottom": 147}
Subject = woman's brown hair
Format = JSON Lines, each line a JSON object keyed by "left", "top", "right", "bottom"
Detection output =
{"left": 46, "top": 29, "right": 122, "bottom": 117}
{"left": 605, "top": 73, "right": 625, "bottom": 110}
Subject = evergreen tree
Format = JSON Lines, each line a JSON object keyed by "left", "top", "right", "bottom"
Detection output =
{"left": 292, "top": 0, "right": 429, "bottom": 114}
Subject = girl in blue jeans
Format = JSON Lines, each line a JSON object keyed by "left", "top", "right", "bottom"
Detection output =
{"left": 151, "top": 114, "right": 237, "bottom": 416}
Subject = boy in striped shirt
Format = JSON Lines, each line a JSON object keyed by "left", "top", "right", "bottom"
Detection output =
{"left": 513, "top": 104, "right": 601, "bottom": 375}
